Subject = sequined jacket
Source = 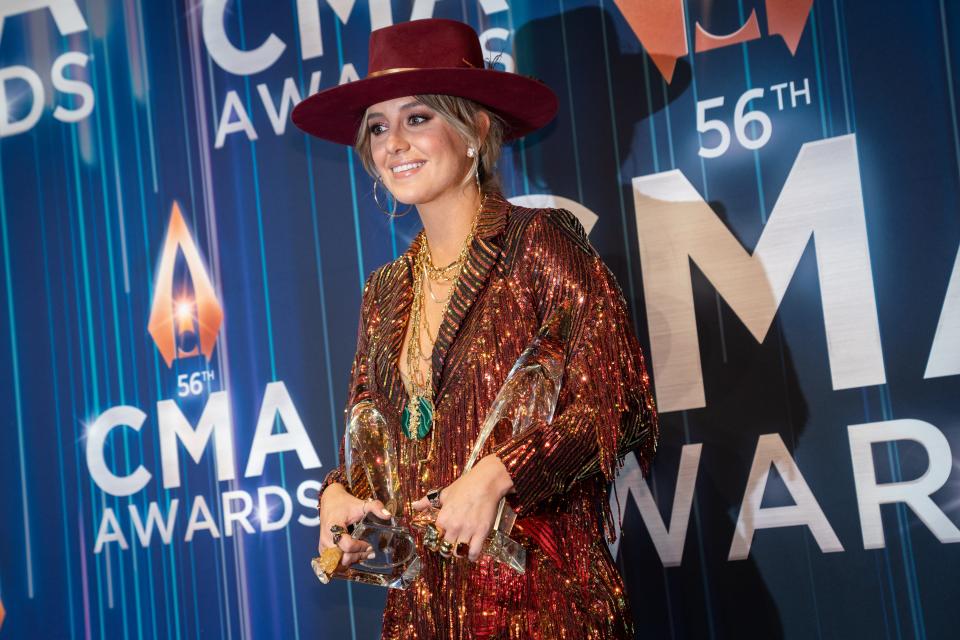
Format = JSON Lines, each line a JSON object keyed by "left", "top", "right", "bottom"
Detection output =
{"left": 321, "top": 192, "right": 659, "bottom": 639}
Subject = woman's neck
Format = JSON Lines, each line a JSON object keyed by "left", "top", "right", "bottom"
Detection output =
{"left": 416, "top": 185, "right": 482, "bottom": 266}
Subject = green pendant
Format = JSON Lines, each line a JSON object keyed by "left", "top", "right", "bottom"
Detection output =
{"left": 401, "top": 395, "right": 434, "bottom": 440}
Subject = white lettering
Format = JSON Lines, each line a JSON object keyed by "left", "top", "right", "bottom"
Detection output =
{"left": 508, "top": 194, "right": 598, "bottom": 235}
{"left": 339, "top": 63, "right": 359, "bottom": 85}
{"left": 295, "top": 0, "right": 323, "bottom": 60}
{"left": 214, "top": 90, "right": 258, "bottom": 148}
{"left": 258, "top": 486, "right": 293, "bottom": 532}
{"left": 925, "top": 244, "right": 960, "bottom": 378}
{"left": 51, "top": 51, "right": 94, "bottom": 123}
{"left": 789, "top": 78, "right": 811, "bottom": 108}
{"left": 184, "top": 495, "right": 221, "bottom": 541}
{"left": 158, "top": 390, "right": 236, "bottom": 489}
{"left": 257, "top": 72, "right": 321, "bottom": 136}
{"left": 634, "top": 135, "right": 885, "bottom": 412}
{"left": 479, "top": 0, "right": 509, "bottom": 13}
{"left": 609, "top": 446, "right": 701, "bottom": 566}
{"left": 93, "top": 507, "right": 129, "bottom": 553}
{"left": 297, "top": 479, "right": 321, "bottom": 526}
{"left": 86, "top": 406, "right": 152, "bottom": 497}
{"left": 479, "top": 27, "right": 514, "bottom": 73}
{"left": 222, "top": 489, "right": 256, "bottom": 536}
{"left": 0, "top": 0, "right": 87, "bottom": 42}
{"left": 0, "top": 65, "right": 44, "bottom": 137}
{"left": 410, "top": 0, "right": 440, "bottom": 20}
{"left": 129, "top": 499, "right": 179, "bottom": 546}
{"left": 202, "top": 0, "right": 285, "bottom": 75}
{"left": 770, "top": 82, "right": 788, "bottom": 111}
{"left": 849, "top": 419, "right": 960, "bottom": 549}
{"left": 244, "top": 381, "right": 321, "bottom": 477}
{"left": 729, "top": 434, "right": 843, "bottom": 560}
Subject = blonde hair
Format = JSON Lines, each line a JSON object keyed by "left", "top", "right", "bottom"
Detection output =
{"left": 354, "top": 94, "right": 505, "bottom": 193}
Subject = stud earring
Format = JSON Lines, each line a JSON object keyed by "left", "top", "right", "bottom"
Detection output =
{"left": 466, "top": 147, "right": 476, "bottom": 158}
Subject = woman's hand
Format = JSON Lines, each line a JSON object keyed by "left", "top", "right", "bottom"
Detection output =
{"left": 411, "top": 454, "right": 514, "bottom": 562}
{"left": 318, "top": 483, "right": 391, "bottom": 567}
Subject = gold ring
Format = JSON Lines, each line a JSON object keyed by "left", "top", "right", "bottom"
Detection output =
{"left": 426, "top": 487, "right": 443, "bottom": 510}
{"left": 423, "top": 523, "right": 445, "bottom": 551}
{"left": 329, "top": 524, "right": 347, "bottom": 545}
{"left": 424, "top": 523, "right": 445, "bottom": 539}
{"left": 438, "top": 540, "right": 453, "bottom": 558}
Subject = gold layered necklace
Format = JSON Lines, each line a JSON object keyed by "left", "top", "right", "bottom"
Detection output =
{"left": 400, "top": 197, "right": 483, "bottom": 440}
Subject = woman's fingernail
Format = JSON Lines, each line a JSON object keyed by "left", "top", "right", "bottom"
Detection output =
{"left": 367, "top": 551, "right": 376, "bottom": 559}
{"left": 381, "top": 508, "right": 391, "bottom": 516}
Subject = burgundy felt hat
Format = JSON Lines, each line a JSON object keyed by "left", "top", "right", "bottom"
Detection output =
{"left": 291, "top": 19, "right": 558, "bottom": 145}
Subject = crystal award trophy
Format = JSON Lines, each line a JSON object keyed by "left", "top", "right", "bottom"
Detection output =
{"left": 412, "top": 306, "right": 570, "bottom": 574}
{"left": 311, "top": 402, "right": 421, "bottom": 589}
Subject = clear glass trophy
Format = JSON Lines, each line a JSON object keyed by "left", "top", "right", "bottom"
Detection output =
{"left": 311, "top": 402, "right": 421, "bottom": 589}
{"left": 412, "top": 306, "right": 570, "bottom": 574}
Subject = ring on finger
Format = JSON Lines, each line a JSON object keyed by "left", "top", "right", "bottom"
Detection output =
{"left": 438, "top": 540, "right": 453, "bottom": 558}
{"left": 329, "top": 524, "right": 346, "bottom": 546}
{"left": 454, "top": 541, "right": 470, "bottom": 558}
{"left": 426, "top": 487, "right": 443, "bottom": 510}
{"left": 423, "top": 524, "right": 440, "bottom": 551}
{"left": 424, "top": 523, "right": 446, "bottom": 552}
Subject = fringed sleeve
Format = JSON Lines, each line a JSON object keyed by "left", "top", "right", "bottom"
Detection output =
{"left": 317, "top": 272, "right": 378, "bottom": 503}
{"left": 494, "top": 208, "right": 659, "bottom": 516}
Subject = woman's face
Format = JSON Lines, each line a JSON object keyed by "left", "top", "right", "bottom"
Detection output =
{"left": 366, "top": 96, "right": 473, "bottom": 206}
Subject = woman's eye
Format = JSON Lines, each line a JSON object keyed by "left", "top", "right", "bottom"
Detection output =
{"left": 408, "top": 114, "right": 430, "bottom": 126}
{"left": 369, "top": 123, "right": 387, "bottom": 136}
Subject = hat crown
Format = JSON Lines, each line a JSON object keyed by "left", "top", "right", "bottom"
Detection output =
{"left": 368, "top": 19, "right": 484, "bottom": 75}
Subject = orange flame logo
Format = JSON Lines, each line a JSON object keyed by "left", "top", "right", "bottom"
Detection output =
{"left": 613, "top": 0, "right": 813, "bottom": 83}
{"left": 0, "top": 596, "right": 5, "bottom": 630}
{"left": 148, "top": 202, "right": 223, "bottom": 367}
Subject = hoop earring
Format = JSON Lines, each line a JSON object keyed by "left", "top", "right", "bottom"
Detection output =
{"left": 373, "top": 175, "right": 412, "bottom": 218}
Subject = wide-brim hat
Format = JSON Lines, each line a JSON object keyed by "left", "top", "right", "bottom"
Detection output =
{"left": 291, "top": 18, "right": 558, "bottom": 145}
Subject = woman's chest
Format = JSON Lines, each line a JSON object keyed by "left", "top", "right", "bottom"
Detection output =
{"left": 370, "top": 273, "right": 540, "bottom": 428}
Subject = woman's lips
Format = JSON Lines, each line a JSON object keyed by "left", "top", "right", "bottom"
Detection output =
{"left": 390, "top": 161, "right": 426, "bottom": 178}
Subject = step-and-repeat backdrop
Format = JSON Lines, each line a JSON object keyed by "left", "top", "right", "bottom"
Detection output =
{"left": 1, "top": 1, "right": 958, "bottom": 638}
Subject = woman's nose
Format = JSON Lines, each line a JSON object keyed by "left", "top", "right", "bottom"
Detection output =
{"left": 386, "top": 127, "right": 409, "bottom": 154}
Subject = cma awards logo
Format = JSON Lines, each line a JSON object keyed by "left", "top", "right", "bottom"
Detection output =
{"left": 147, "top": 202, "right": 223, "bottom": 368}
{"left": 87, "top": 203, "right": 322, "bottom": 555}
{"left": 613, "top": 0, "right": 813, "bottom": 82}
{"left": 608, "top": 133, "right": 960, "bottom": 565}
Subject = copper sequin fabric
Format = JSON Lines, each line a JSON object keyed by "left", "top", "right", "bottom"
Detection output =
{"left": 320, "top": 192, "right": 659, "bottom": 639}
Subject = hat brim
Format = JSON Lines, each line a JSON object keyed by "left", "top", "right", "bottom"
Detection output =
{"left": 291, "top": 68, "right": 558, "bottom": 145}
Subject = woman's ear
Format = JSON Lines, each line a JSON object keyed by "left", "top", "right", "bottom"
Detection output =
{"left": 475, "top": 110, "right": 491, "bottom": 147}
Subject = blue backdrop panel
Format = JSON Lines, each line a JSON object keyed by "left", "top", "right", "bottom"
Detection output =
{"left": 0, "top": 1, "right": 958, "bottom": 639}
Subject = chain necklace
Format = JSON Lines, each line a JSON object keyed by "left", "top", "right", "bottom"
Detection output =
{"left": 423, "top": 251, "right": 461, "bottom": 281}
{"left": 400, "top": 196, "right": 483, "bottom": 440}
{"left": 425, "top": 267, "right": 454, "bottom": 304}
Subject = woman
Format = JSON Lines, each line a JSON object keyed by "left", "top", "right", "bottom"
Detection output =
{"left": 292, "top": 18, "right": 659, "bottom": 639}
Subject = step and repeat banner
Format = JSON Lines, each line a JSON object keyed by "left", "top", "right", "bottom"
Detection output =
{"left": 1, "top": 0, "right": 958, "bottom": 638}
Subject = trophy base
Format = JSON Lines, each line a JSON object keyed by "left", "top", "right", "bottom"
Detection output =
{"left": 312, "top": 556, "right": 422, "bottom": 590}
{"left": 312, "top": 513, "right": 422, "bottom": 590}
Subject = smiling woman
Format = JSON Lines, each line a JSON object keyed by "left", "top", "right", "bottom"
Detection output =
{"left": 291, "top": 17, "right": 658, "bottom": 640}
{"left": 359, "top": 95, "right": 489, "bottom": 214}
{"left": 355, "top": 94, "right": 506, "bottom": 195}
